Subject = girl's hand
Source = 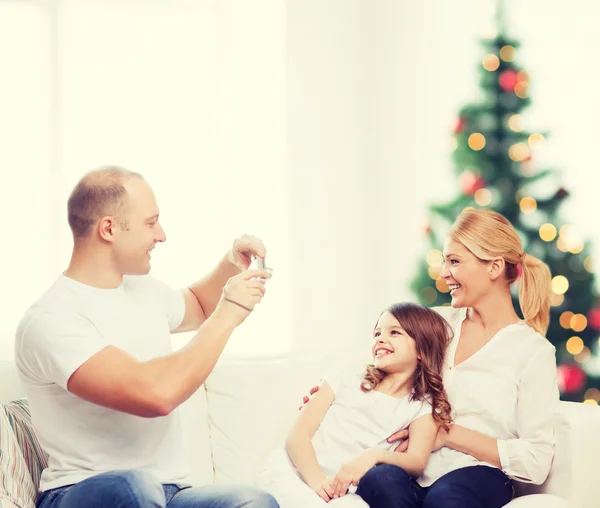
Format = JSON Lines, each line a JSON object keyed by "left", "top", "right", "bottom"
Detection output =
{"left": 308, "top": 476, "right": 335, "bottom": 502}
{"left": 331, "top": 449, "right": 380, "bottom": 498}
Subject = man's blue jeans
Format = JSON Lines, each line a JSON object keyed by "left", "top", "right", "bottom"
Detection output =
{"left": 356, "top": 464, "right": 514, "bottom": 508}
{"left": 36, "top": 470, "right": 279, "bottom": 508}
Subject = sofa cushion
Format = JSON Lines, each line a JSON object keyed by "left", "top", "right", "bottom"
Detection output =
{"left": 3, "top": 400, "right": 48, "bottom": 492}
{"left": 205, "top": 350, "right": 370, "bottom": 484}
{"left": 0, "top": 402, "right": 36, "bottom": 508}
{"left": 178, "top": 386, "right": 215, "bottom": 486}
{"left": 504, "top": 493, "right": 568, "bottom": 508}
{"left": 514, "top": 401, "right": 600, "bottom": 507}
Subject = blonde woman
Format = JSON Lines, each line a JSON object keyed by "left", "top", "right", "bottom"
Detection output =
{"left": 304, "top": 207, "right": 559, "bottom": 508}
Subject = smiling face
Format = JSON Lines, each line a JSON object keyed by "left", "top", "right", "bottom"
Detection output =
{"left": 440, "top": 237, "right": 493, "bottom": 308}
{"left": 372, "top": 312, "right": 420, "bottom": 374}
{"left": 110, "top": 178, "right": 167, "bottom": 275}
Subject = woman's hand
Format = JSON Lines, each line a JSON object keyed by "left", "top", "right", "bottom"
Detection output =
{"left": 331, "top": 449, "right": 380, "bottom": 498}
{"left": 389, "top": 424, "right": 451, "bottom": 454}
{"left": 387, "top": 427, "right": 410, "bottom": 453}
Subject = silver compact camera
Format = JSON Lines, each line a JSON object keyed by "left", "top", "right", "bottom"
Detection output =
{"left": 253, "top": 256, "right": 273, "bottom": 282}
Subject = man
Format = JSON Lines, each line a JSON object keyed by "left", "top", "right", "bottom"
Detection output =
{"left": 15, "top": 166, "right": 278, "bottom": 508}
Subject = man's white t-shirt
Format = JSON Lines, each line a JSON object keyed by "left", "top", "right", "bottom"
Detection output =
{"left": 312, "top": 365, "right": 432, "bottom": 477}
{"left": 15, "top": 274, "right": 188, "bottom": 492}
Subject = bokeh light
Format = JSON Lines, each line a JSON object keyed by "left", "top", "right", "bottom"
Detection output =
{"left": 507, "top": 114, "right": 523, "bottom": 132}
{"left": 514, "top": 82, "right": 528, "bottom": 98}
{"left": 566, "top": 336, "right": 584, "bottom": 355}
{"left": 571, "top": 314, "right": 588, "bottom": 332}
{"left": 499, "top": 45, "right": 516, "bottom": 62}
{"left": 519, "top": 196, "right": 537, "bottom": 214}
{"left": 428, "top": 266, "right": 441, "bottom": 280}
{"left": 482, "top": 54, "right": 500, "bottom": 71}
{"left": 436, "top": 278, "right": 450, "bottom": 293}
{"left": 560, "top": 311, "right": 574, "bottom": 328}
{"left": 552, "top": 275, "right": 569, "bottom": 295}
{"left": 539, "top": 223, "right": 557, "bottom": 242}
{"left": 575, "top": 346, "right": 591, "bottom": 364}
{"left": 509, "top": 143, "right": 530, "bottom": 162}
{"left": 421, "top": 287, "right": 437, "bottom": 304}
{"left": 528, "top": 133, "right": 545, "bottom": 147}
{"left": 426, "top": 249, "right": 444, "bottom": 267}
{"left": 468, "top": 133, "right": 486, "bottom": 151}
{"left": 474, "top": 188, "right": 492, "bottom": 206}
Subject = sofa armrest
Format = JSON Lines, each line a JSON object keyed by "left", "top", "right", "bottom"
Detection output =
{"left": 514, "top": 401, "right": 600, "bottom": 508}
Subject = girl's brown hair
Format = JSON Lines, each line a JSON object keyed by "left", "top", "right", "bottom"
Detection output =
{"left": 361, "top": 302, "right": 453, "bottom": 430}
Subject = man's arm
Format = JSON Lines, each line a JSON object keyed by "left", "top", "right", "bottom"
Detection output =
{"left": 173, "top": 235, "right": 267, "bottom": 333}
{"left": 68, "top": 269, "right": 269, "bottom": 418}
{"left": 174, "top": 257, "right": 240, "bottom": 333}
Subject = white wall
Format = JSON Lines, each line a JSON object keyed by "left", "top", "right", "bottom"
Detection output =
{"left": 1, "top": 0, "right": 599, "bottom": 359}
{"left": 287, "top": 0, "right": 377, "bottom": 352}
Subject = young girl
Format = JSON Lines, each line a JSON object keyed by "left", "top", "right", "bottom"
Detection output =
{"left": 256, "top": 302, "right": 453, "bottom": 507}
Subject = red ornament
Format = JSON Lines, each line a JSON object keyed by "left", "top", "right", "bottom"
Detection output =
{"left": 499, "top": 70, "right": 519, "bottom": 92}
{"left": 557, "top": 364, "right": 587, "bottom": 394}
{"left": 453, "top": 117, "right": 467, "bottom": 134}
{"left": 459, "top": 171, "right": 486, "bottom": 196}
{"left": 516, "top": 263, "right": 523, "bottom": 280}
{"left": 423, "top": 223, "right": 432, "bottom": 235}
{"left": 588, "top": 308, "right": 600, "bottom": 330}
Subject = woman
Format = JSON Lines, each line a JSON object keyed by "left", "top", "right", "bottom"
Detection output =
{"left": 302, "top": 208, "right": 559, "bottom": 507}
{"left": 356, "top": 207, "right": 559, "bottom": 507}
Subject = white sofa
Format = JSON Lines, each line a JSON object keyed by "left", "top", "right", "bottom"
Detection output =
{"left": 1, "top": 353, "right": 599, "bottom": 508}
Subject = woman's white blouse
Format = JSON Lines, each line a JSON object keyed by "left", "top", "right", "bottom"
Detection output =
{"left": 419, "top": 306, "right": 559, "bottom": 487}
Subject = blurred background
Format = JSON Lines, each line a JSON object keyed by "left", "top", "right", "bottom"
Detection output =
{"left": 1, "top": 0, "right": 599, "bottom": 401}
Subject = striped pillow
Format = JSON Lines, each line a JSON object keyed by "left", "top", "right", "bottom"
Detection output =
{"left": 0, "top": 402, "right": 36, "bottom": 508}
{"left": 3, "top": 401, "right": 47, "bottom": 493}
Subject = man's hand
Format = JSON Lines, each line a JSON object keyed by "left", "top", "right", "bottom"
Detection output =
{"left": 226, "top": 234, "right": 267, "bottom": 271}
{"left": 331, "top": 450, "right": 380, "bottom": 498}
{"left": 387, "top": 428, "right": 410, "bottom": 453}
{"left": 215, "top": 269, "right": 270, "bottom": 327}
{"left": 308, "top": 476, "right": 335, "bottom": 503}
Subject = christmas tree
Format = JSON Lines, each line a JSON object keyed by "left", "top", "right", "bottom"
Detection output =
{"left": 410, "top": 4, "right": 600, "bottom": 403}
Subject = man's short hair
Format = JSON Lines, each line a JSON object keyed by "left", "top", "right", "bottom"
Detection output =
{"left": 67, "top": 166, "right": 143, "bottom": 239}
